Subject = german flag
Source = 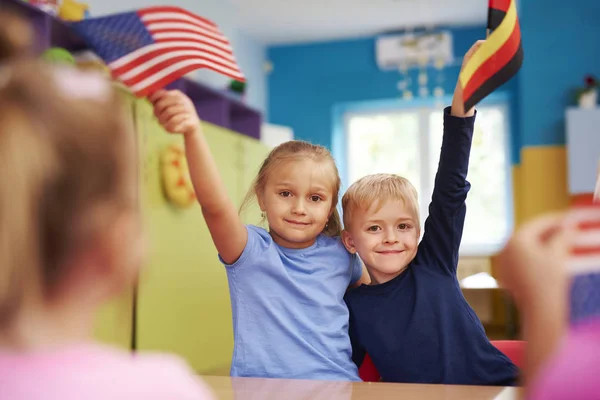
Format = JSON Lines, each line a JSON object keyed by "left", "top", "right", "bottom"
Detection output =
{"left": 459, "top": 0, "right": 524, "bottom": 111}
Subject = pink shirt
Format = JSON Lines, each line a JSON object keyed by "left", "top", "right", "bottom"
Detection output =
{"left": 529, "top": 319, "right": 600, "bottom": 400}
{"left": 0, "top": 343, "right": 215, "bottom": 400}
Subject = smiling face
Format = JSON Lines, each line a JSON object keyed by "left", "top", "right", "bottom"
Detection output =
{"left": 341, "top": 173, "right": 421, "bottom": 284}
{"left": 258, "top": 158, "right": 336, "bottom": 249}
{"left": 343, "top": 199, "right": 419, "bottom": 284}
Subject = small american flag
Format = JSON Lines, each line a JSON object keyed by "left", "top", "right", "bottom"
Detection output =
{"left": 570, "top": 205, "right": 600, "bottom": 274}
{"left": 71, "top": 6, "right": 245, "bottom": 97}
{"left": 569, "top": 204, "right": 600, "bottom": 325}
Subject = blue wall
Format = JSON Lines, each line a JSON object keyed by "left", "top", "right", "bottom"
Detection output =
{"left": 518, "top": 0, "right": 600, "bottom": 147}
{"left": 267, "top": 26, "right": 520, "bottom": 157}
{"left": 268, "top": 0, "right": 600, "bottom": 164}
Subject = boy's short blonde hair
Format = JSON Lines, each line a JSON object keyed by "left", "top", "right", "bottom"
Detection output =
{"left": 342, "top": 174, "right": 420, "bottom": 232}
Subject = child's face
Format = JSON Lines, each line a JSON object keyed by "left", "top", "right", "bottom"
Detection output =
{"left": 259, "top": 159, "right": 334, "bottom": 249}
{"left": 343, "top": 199, "right": 419, "bottom": 284}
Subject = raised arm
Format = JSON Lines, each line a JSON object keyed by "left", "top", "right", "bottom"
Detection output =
{"left": 418, "top": 41, "right": 481, "bottom": 275}
{"left": 149, "top": 90, "right": 247, "bottom": 264}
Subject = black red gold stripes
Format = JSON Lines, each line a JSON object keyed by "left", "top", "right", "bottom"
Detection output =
{"left": 459, "top": 0, "right": 523, "bottom": 111}
{"left": 488, "top": 0, "right": 510, "bottom": 30}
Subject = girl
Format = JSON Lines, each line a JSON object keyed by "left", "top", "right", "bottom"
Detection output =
{"left": 149, "top": 91, "right": 367, "bottom": 381}
{"left": 0, "top": 12, "right": 214, "bottom": 400}
{"left": 499, "top": 211, "right": 600, "bottom": 399}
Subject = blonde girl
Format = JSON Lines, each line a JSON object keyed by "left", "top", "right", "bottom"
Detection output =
{"left": 0, "top": 12, "right": 214, "bottom": 400}
{"left": 150, "top": 90, "right": 367, "bottom": 381}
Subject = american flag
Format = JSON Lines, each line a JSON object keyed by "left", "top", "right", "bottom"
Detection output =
{"left": 570, "top": 204, "right": 600, "bottom": 274}
{"left": 569, "top": 204, "right": 600, "bottom": 325}
{"left": 71, "top": 6, "right": 245, "bottom": 97}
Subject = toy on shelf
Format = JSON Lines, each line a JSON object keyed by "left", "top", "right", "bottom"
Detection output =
{"left": 160, "top": 144, "right": 196, "bottom": 209}
{"left": 41, "top": 47, "right": 75, "bottom": 64}
{"left": 58, "top": 0, "right": 88, "bottom": 21}
{"left": 228, "top": 79, "right": 247, "bottom": 101}
{"left": 41, "top": 48, "right": 111, "bottom": 79}
{"left": 73, "top": 50, "right": 111, "bottom": 77}
{"left": 576, "top": 75, "right": 598, "bottom": 109}
{"left": 23, "top": 0, "right": 60, "bottom": 16}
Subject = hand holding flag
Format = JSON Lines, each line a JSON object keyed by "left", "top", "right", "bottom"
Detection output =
{"left": 149, "top": 89, "right": 201, "bottom": 137}
{"left": 452, "top": 40, "right": 485, "bottom": 117}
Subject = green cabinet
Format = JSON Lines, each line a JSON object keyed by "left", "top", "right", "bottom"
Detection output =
{"left": 92, "top": 91, "right": 137, "bottom": 349}
{"left": 92, "top": 289, "right": 134, "bottom": 349}
{"left": 238, "top": 135, "right": 272, "bottom": 227}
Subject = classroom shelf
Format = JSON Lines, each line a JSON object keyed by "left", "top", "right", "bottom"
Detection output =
{"left": 566, "top": 107, "right": 600, "bottom": 195}
{"left": 0, "top": 0, "right": 262, "bottom": 139}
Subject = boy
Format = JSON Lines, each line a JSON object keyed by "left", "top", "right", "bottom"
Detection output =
{"left": 341, "top": 41, "right": 519, "bottom": 386}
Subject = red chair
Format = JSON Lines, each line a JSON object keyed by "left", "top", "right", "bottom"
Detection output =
{"left": 491, "top": 340, "right": 526, "bottom": 368}
{"left": 358, "top": 340, "right": 526, "bottom": 382}
{"left": 358, "top": 353, "right": 380, "bottom": 382}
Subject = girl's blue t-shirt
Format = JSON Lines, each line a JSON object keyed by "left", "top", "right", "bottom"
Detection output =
{"left": 221, "top": 225, "right": 362, "bottom": 381}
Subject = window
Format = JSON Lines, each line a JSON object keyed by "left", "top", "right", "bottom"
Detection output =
{"left": 343, "top": 103, "right": 512, "bottom": 256}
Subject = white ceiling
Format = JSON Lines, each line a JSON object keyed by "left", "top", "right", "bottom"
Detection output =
{"left": 230, "top": 0, "right": 488, "bottom": 45}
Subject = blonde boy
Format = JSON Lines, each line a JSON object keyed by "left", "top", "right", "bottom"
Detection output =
{"left": 342, "top": 175, "right": 421, "bottom": 285}
{"left": 341, "top": 41, "right": 519, "bottom": 386}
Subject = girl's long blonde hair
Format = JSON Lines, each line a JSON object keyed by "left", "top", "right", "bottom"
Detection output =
{"left": 0, "top": 12, "right": 132, "bottom": 327}
{"left": 239, "top": 140, "right": 343, "bottom": 237}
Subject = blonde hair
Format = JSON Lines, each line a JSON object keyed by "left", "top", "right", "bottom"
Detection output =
{"left": 240, "top": 140, "right": 343, "bottom": 236}
{"left": 0, "top": 12, "right": 132, "bottom": 327}
{"left": 342, "top": 173, "right": 420, "bottom": 232}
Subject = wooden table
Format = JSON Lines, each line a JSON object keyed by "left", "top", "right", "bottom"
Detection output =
{"left": 202, "top": 376, "right": 521, "bottom": 400}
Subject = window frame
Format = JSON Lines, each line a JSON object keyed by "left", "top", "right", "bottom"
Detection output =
{"left": 332, "top": 93, "right": 514, "bottom": 257}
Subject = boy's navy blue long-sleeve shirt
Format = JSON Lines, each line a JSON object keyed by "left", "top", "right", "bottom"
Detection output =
{"left": 344, "top": 107, "right": 519, "bottom": 386}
